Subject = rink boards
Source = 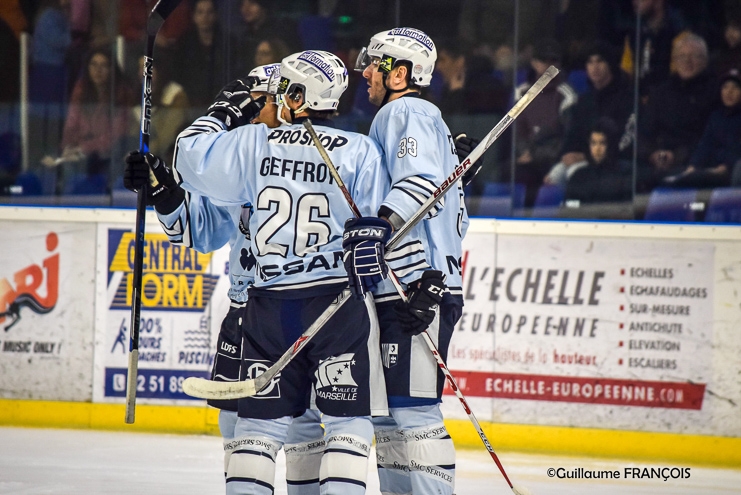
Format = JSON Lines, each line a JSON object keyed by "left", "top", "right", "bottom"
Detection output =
{"left": 0, "top": 206, "right": 739, "bottom": 467}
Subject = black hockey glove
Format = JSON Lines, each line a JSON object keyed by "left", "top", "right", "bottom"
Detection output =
{"left": 207, "top": 78, "right": 266, "bottom": 130}
{"left": 394, "top": 270, "right": 446, "bottom": 335}
{"left": 342, "top": 217, "right": 391, "bottom": 300}
{"left": 123, "top": 150, "right": 184, "bottom": 213}
{"left": 454, "top": 133, "right": 483, "bottom": 187}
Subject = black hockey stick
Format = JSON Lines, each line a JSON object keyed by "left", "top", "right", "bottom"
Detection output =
{"left": 182, "top": 66, "right": 558, "bottom": 407}
{"left": 302, "top": 119, "right": 532, "bottom": 495}
{"left": 125, "top": 0, "right": 183, "bottom": 425}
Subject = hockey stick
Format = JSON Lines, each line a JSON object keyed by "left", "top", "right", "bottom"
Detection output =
{"left": 303, "top": 119, "right": 532, "bottom": 495}
{"left": 125, "top": 0, "right": 183, "bottom": 425}
{"left": 182, "top": 66, "right": 558, "bottom": 407}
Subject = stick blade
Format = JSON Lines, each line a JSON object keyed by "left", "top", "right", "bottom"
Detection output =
{"left": 512, "top": 484, "right": 534, "bottom": 495}
{"left": 182, "top": 377, "right": 256, "bottom": 400}
{"left": 147, "top": 0, "right": 182, "bottom": 35}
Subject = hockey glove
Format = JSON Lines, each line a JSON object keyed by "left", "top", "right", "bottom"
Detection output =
{"left": 123, "top": 150, "right": 184, "bottom": 213}
{"left": 394, "top": 270, "right": 446, "bottom": 335}
{"left": 454, "top": 133, "right": 483, "bottom": 187}
{"left": 207, "top": 78, "right": 266, "bottom": 130}
{"left": 342, "top": 217, "right": 391, "bottom": 300}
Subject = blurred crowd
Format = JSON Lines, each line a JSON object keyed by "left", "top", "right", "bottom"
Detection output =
{"left": 0, "top": 0, "right": 740, "bottom": 221}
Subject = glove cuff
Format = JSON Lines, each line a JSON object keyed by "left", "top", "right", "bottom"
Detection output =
{"left": 153, "top": 186, "right": 186, "bottom": 214}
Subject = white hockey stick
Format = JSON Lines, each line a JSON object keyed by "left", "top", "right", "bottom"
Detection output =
{"left": 303, "top": 119, "right": 534, "bottom": 495}
{"left": 182, "top": 66, "right": 558, "bottom": 412}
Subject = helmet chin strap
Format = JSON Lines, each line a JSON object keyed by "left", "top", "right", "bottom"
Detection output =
{"left": 380, "top": 70, "right": 411, "bottom": 107}
{"left": 276, "top": 94, "right": 310, "bottom": 124}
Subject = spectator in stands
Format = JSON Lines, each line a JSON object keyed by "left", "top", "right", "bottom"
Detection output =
{"left": 235, "top": 0, "right": 298, "bottom": 72}
{"left": 172, "top": 0, "right": 237, "bottom": 109}
{"left": 28, "top": 0, "right": 72, "bottom": 163}
{"left": 619, "top": 0, "right": 688, "bottom": 97}
{"left": 664, "top": 68, "right": 741, "bottom": 189}
{"left": 564, "top": 117, "right": 632, "bottom": 206}
{"left": 555, "top": 0, "right": 600, "bottom": 72}
{"left": 637, "top": 33, "right": 719, "bottom": 192}
{"left": 432, "top": 41, "right": 467, "bottom": 115}
{"left": 513, "top": 38, "right": 578, "bottom": 207}
{"left": 118, "top": 0, "right": 190, "bottom": 80}
{"left": 544, "top": 41, "right": 634, "bottom": 188}
{"left": 253, "top": 37, "right": 290, "bottom": 66}
{"left": 60, "top": 47, "right": 133, "bottom": 165}
{"left": 714, "top": 16, "right": 741, "bottom": 77}
{"left": 128, "top": 56, "right": 190, "bottom": 160}
{"left": 429, "top": 39, "right": 508, "bottom": 117}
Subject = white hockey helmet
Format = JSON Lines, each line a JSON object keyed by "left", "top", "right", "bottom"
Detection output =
{"left": 355, "top": 27, "right": 437, "bottom": 87}
{"left": 272, "top": 50, "right": 349, "bottom": 112}
{"left": 247, "top": 63, "right": 281, "bottom": 93}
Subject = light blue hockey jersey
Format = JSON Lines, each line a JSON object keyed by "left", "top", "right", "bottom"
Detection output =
{"left": 172, "top": 116, "right": 428, "bottom": 295}
{"left": 155, "top": 192, "right": 255, "bottom": 303}
{"left": 370, "top": 94, "right": 469, "bottom": 297}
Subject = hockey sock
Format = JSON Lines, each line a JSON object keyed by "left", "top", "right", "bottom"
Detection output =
{"left": 319, "top": 415, "right": 373, "bottom": 495}
{"left": 374, "top": 426, "right": 412, "bottom": 495}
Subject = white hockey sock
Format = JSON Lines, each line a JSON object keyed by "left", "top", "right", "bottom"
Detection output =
{"left": 375, "top": 427, "right": 412, "bottom": 495}
{"left": 219, "top": 410, "right": 239, "bottom": 476}
{"left": 225, "top": 435, "right": 281, "bottom": 495}
{"left": 285, "top": 438, "right": 326, "bottom": 495}
{"left": 404, "top": 422, "right": 455, "bottom": 495}
{"left": 319, "top": 416, "right": 373, "bottom": 495}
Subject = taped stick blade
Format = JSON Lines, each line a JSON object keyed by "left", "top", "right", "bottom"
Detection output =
{"left": 182, "top": 377, "right": 256, "bottom": 400}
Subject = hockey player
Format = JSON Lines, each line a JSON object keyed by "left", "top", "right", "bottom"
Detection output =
{"left": 344, "top": 27, "right": 470, "bottom": 495}
{"left": 123, "top": 64, "right": 327, "bottom": 494}
{"left": 170, "top": 50, "right": 398, "bottom": 495}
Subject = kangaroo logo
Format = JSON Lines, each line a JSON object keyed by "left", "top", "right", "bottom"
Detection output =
{"left": 0, "top": 233, "right": 59, "bottom": 331}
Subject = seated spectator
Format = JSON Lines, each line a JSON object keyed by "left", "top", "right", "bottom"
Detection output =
{"left": 253, "top": 37, "right": 290, "bottom": 66}
{"left": 430, "top": 39, "right": 508, "bottom": 117}
{"left": 564, "top": 117, "right": 632, "bottom": 206}
{"left": 128, "top": 56, "right": 190, "bottom": 160}
{"left": 619, "top": 0, "right": 688, "bottom": 97}
{"left": 235, "top": 0, "right": 298, "bottom": 72}
{"left": 513, "top": 38, "right": 578, "bottom": 207}
{"left": 431, "top": 41, "right": 466, "bottom": 115}
{"left": 637, "top": 32, "right": 719, "bottom": 192}
{"left": 714, "top": 17, "right": 741, "bottom": 77}
{"left": 61, "top": 47, "right": 133, "bottom": 161}
{"left": 665, "top": 69, "right": 741, "bottom": 189}
{"left": 172, "top": 0, "right": 237, "bottom": 109}
{"left": 544, "top": 41, "right": 634, "bottom": 187}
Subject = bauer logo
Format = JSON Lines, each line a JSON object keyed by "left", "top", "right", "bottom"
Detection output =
{"left": 107, "top": 229, "right": 218, "bottom": 311}
{"left": 314, "top": 353, "right": 359, "bottom": 401}
{"left": 0, "top": 232, "right": 59, "bottom": 332}
{"left": 382, "top": 343, "right": 398, "bottom": 368}
{"left": 387, "top": 28, "right": 434, "bottom": 51}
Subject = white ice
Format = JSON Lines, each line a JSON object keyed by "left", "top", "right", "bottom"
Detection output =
{"left": 0, "top": 426, "right": 739, "bottom": 494}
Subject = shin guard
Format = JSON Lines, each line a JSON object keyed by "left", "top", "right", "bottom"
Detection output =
{"left": 225, "top": 435, "right": 281, "bottom": 495}
{"left": 405, "top": 423, "right": 455, "bottom": 495}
